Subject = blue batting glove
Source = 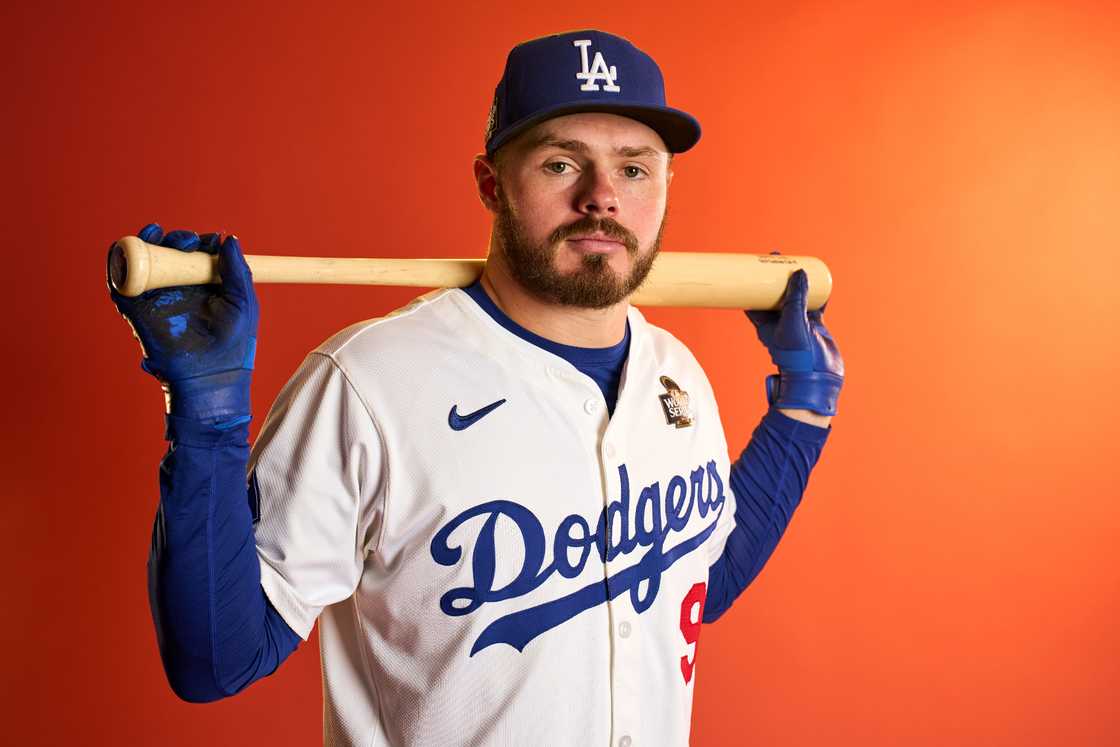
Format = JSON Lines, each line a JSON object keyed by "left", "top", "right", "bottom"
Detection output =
{"left": 108, "top": 223, "right": 258, "bottom": 426}
{"left": 745, "top": 265, "right": 844, "bottom": 416}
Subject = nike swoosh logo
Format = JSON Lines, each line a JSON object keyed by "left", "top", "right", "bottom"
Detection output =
{"left": 448, "top": 399, "right": 507, "bottom": 431}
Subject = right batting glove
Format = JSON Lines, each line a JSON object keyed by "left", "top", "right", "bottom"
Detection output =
{"left": 745, "top": 266, "right": 844, "bottom": 417}
{"left": 108, "top": 223, "right": 258, "bottom": 426}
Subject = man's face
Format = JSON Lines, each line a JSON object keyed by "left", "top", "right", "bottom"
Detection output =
{"left": 488, "top": 112, "right": 672, "bottom": 309}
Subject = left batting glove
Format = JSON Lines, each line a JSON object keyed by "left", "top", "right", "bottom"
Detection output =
{"left": 107, "top": 223, "right": 258, "bottom": 425}
{"left": 745, "top": 267, "right": 844, "bottom": 416}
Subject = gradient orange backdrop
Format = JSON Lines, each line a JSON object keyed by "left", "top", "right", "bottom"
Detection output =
{"left": 5, "top": 1, "right": 1118, "bottom": 745}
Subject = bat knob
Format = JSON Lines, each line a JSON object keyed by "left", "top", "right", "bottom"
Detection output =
{"left": 107, "top": 242, "right": 128, "bottom": 293}
{"left": 107, "top": 236, "right": 151, "bottom": 297}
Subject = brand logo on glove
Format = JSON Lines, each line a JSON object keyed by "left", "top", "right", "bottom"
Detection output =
{"left": 430, "top": 459, "right": 725, "bottom": 656}
{"left": 658, "top": 375, "right": 694, "bottom": 428}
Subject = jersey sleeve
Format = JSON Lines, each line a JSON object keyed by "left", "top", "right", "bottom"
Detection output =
{"left": 706, "top": 475, "right": 737, "bottom": 568}
{"left": 694, "top": 371, "right": 737, "bottom": 568}
{"left": 249, "top": 351, "right": 386, "bottom": 640}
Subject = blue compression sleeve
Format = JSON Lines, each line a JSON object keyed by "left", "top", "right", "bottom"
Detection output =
{"left": 703, "top": 409, "right": 830, "bottom": 623}
{"left": 148, "top": 415, "right": 301, "bottom": 702}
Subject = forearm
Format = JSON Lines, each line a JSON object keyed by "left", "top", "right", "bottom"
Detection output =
{"left": 149, "top": 416, "right": 300, "bottom": 702}
{"left": 703, "top": 408, "right": 830, "bottom": 623}
{"left": 778, "top": 407, "right": 833, "bottom": 429}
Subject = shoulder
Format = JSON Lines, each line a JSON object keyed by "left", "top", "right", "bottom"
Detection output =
{"left": 628, "top": 306, "right": 706, "bottom": 372}
{"left": 627, "top": 306, "right": 719, "bottom": 403}
{"left": 301, "top": 288, "right": 507, "bottom": 401}
{"left": 312, "top": 288, "right": 471, "bottom": 362}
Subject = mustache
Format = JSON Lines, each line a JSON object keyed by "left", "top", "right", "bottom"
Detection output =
{"left": 548, "top": 216, "right": 640, "bottom": 253}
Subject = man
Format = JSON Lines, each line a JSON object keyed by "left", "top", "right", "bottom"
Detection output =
{"left": 110, "top": 30, "right": 843, "bottom": 747}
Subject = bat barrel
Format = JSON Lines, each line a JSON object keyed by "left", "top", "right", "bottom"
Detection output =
{"left": 635, "top": 252, "right": 831, "bottom": 310}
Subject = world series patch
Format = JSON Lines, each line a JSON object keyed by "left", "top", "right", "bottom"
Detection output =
{"left": 658, "top": 375, "right": 694, "bottom": 428}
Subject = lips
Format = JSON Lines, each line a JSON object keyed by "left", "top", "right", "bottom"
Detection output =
{"left": 565, "top": 235, "right": 625, "bottom": 252}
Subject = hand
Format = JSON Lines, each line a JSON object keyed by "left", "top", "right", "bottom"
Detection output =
{"left": 108, "top": 223, "right": 258, "bottom": 424}
{"left": 745, "top": 264, "right": 844, "bottom": 417}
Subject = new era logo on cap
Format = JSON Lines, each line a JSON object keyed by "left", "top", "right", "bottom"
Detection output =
{"left": 484, "top": 29, "right": 701, "bottom": 157}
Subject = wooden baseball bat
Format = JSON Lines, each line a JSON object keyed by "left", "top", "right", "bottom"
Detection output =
{"left": 108, "top": 235, "right": 832, "bottom": 310}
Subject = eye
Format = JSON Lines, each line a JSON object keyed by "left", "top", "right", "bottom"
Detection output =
{"left": 545, "top": 161, "right": 573, "bottom": 174}
{"left": 623, "top": 165, "right": 647, "bottom": 178}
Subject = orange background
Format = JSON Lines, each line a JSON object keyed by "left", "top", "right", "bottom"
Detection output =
{"left": 5, "top": 1, "right": 1118, "bottom": 744}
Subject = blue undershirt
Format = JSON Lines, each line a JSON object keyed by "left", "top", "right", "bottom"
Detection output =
{"left": 148, "top": 283, "right": 830, "bottom": 701}
{"left": 462, "top": 279, "right": 630, "bottom": 415}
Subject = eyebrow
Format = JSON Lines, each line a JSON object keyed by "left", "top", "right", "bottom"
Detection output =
{"left": 529, "top": 134, "right": 664, "bottom": 159}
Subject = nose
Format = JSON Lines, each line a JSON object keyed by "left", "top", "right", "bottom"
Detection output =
{"left": 575, "top": 166, "right": 619, "bottom": 216}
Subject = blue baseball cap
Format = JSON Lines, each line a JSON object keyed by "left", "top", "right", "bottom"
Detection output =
{"left": 484, "top": 30, "right": 702, "bottom": 157}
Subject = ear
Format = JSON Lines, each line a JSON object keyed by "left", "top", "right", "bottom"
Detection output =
{"left": 473, "top": 154, "right": 501, "bottom": 213}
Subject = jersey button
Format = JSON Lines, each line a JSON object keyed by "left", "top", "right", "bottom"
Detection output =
{"left": 583, "top": 398, "right": 600, "bottom": 414}
{"left": 619, "top": 736, "right": 632, "bottom": 747}
{"left": 618, "top": 621, "right": 631, "bottom": 638}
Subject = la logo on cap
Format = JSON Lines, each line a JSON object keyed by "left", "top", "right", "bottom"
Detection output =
{"left": 573, "top": 39, "right": 620, "bottom": 92}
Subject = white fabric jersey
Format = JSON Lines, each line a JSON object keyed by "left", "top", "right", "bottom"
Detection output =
{"left": 249, "top": 287, "right": 737, "bottom": 747}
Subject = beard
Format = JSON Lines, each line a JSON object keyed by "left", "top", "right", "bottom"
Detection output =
{"left": 493, "top": 195, "right": 665, "bottom": 309}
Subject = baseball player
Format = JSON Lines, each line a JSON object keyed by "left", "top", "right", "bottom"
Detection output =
{"left": 109, "top": 30, "right": 843, "bottom": 746}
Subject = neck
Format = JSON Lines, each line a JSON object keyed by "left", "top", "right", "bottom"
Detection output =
{"left": 479, "top": 251, "right": 630, "bottom": 348}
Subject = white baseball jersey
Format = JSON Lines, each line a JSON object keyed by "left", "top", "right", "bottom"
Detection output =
{"left": 249, "top": 287, "right": 738, "bottom": 747}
